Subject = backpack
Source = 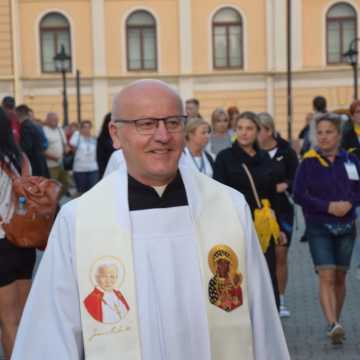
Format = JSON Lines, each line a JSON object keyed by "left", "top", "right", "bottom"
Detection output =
{"left": 0, "top": 155, "right": 62, "bottom": 250}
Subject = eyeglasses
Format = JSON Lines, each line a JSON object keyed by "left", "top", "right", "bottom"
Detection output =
{"left": 113, "top": 115, "right": 187, "bottom": 135}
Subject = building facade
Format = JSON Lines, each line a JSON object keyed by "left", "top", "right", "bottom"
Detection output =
{"left": 0, "top": 0, "right": 359, "bottom": 136}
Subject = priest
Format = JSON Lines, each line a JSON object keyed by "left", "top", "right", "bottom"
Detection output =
{"left": 12, "top": 80, "right": 290, "bottom": 360}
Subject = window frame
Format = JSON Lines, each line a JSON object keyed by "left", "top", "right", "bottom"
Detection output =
{"left": 126, "top": 10, "right": 158, "bottom": 72}
{"left": 39, "top": 12, "right": 72, "bottom": 74}
{"left": 326, "top": 2, "right": 357, "bottom": 65}
{"left": 212, "top": 7, "right": 243, "bottom": 70}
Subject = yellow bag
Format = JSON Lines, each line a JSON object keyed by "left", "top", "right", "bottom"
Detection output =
{"left": 242, "top": 164, "right": 280, "bottom": 253}
{"left": 254, "top": 199, "right": 280, "bottom": 253}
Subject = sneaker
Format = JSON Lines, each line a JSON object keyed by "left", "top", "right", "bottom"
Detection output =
{"left": 327, "top": 323, "right": 345, "bottom": 345}
{"left": 279, "top": 305, "right": 290, "bottom": 318}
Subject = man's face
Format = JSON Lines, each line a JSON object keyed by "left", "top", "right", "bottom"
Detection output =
{"left": 96, "top": 266, "right": 118, "bottom": 292}
{"left": 186, "top": 102, "right": 199, "bottom": 118}
{"left": 47, "top": 114, "right": 59, "bottom": 129}
{"left": 111, "top": 86, "right": 185, "bottom": 186}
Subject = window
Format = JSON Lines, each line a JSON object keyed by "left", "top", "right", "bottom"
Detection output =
{"left": 40, "top": 12, "right": 72, "bottom": 73}
{"left": 327, "top": 3, "right": 357, "bottom": 64}
{"left": 212, "top": 7, "right": 243, "bottom": 69}
{"left": 126, "top": 10, "right": 157, "bottom": 71}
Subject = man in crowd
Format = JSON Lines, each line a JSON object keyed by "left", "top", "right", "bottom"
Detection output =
{"left": 16, "top": 104, "right": 49, "bottom": 177}
{"left": 185, "top": 97, "right": 200, "bottom": 119}
{"left": 12, "top": 80, "right": 289, "bottom": 359}
{"left": 307, "top": 95, "right": 328, "bottom": 149}
{"left": 43, "top": 112, "right": 70, "bottom": 193}
{"left": 2, "top": 96, "right": 20, "bottom": 144}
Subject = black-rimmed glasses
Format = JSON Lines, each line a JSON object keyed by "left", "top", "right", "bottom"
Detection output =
{"left": 113, "top": 115, "right": 187, "bottom": 135}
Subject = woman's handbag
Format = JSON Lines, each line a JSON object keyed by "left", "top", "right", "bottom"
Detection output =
{"left": 324, "top": 222, "right": 354, "bottom": 236}
{"left": 242, "top": 164, "right": 280, "bottom": 253}
{"left": 62, "top": 152, "right": 75, "bottom": 171}
{"left": 0, "top": 155, "right": 62, "bottom": 250}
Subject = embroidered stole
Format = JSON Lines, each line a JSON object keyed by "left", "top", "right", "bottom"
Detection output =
{"left": 75, "top": 170, "right": 254, "bottom": 359}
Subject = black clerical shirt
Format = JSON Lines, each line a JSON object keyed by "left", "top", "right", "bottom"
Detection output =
{"left": 128, "top": 172, "right": 188, "bottom": 211}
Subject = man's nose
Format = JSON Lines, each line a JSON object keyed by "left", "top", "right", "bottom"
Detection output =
{"left": 153, "top": 120, "right": 171, "bottom": 142}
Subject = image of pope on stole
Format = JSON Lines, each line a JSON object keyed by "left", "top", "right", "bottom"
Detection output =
{"left": 84, "top": 259, "right": 129, "bottom": 324}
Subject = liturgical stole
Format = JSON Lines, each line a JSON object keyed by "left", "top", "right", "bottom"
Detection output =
{"left": 75, "top": 170, "right": 254, "bottom": 359}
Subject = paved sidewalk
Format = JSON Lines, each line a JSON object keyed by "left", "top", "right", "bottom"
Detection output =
{"left": 283, "top": 223, "right": 360, "bottom": 359}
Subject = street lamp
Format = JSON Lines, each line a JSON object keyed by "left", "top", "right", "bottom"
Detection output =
{"left": 54, "top": 45, "right": 71, "bottom": 127}
{"left": 343, "top": 38, "right": 359, "bottom": 100}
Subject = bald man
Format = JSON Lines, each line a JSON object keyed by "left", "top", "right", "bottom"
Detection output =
{"left": 12, "top": 80, "right": 289, "bottom": 360}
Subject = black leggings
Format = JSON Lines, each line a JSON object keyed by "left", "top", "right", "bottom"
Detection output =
{"left": 0, "top": 238, "right": 36, "bottom": 287}
{"left": 264, "top": 241, "right": 280, "bottom": 310}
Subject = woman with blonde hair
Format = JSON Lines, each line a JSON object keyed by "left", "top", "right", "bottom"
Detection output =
{"left": 257, "top": 112, "right": 299, "bottom": 318}
{"left": 184, "top": 117, "right": 214, "bottom": 177}
{"left": 208, "top": 108, "right": 232, "bottom": 157}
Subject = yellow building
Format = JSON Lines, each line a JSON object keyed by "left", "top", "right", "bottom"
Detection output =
{"left": 0, "top": 0, "right": 359, "bottom": 136}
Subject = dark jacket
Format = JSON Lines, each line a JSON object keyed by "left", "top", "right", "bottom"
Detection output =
{"left": 268, "top": 137, "right": 299, "bottom": 220}
{"left": 341, "top": 120, "right": 360, "bottom": 159}
{"left": 293, "top": 149, "right": 360, "bottom": 224}
{"left": 20, "top": 119, "right": 49, "bottom": 177}
{"left": 96, "top": 137, "right": 115, "bottom": 178}
{"left": 213, "top": 142, "right": 276, "bottom": 214}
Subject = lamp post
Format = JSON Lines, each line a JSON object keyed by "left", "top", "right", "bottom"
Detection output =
{"left": 343, "top": 38, "right": 359, "bottom": 101}
{"left": 54, "top": 45, "right": 71, "bottom": 127}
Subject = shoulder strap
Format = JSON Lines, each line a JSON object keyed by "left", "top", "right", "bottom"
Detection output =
{"left": 242, "top": 164, "right": 262, "bottom": 209}
{"left": 204, "top": 151, "right": 214, "bottom": 169}
{"left": 20, "top": 153, "right": 31, "bottom": 176}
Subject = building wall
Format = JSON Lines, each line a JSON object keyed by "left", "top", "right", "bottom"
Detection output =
{"left": 18, "top": 0, "right": 93, "bottom": 78}
{"left": 0, "top": 0, "right": 13, "bottom": 77}
{"left": 105, "top": 0, "right": 180, "bottom": 77}
{"left": 0, "top": 0, "right": 358, "bottom": 135}
{"left": 191, "top": 0, "right": 266, "bottom": 74}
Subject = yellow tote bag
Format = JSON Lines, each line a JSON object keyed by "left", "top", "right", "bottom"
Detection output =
{"left": 242, "top": 164, "right": 280, "bottom": 253}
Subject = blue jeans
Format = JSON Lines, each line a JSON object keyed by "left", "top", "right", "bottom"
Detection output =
{"left": 306, "top": 222, "right": 355, "bottom": 271}
{"left": 73, "top": 170, "right": 99, "bottom": 194}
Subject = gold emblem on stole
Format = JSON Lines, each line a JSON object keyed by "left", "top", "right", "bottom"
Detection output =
{"left": 208, "top": 245, "right": 243, "bottom": 312}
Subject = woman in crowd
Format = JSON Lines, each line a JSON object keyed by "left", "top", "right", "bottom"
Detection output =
{"left": 214, "top": 111, "right": 283, "bottom": 309}
{"left": 208, "top": 108, "right": 232, "bottom": 157}
{"left": 257, "top": 112, "right": 299, "bottom": 318}
{"left": 227, "top": 106, "right": 240, "bottom": 141}
{"left": 294, "top": 114, "right": 360, "bottom": 344}
{"left": 96, "top": 112, "right": 115, "bottom": 179}
{"left": 0, "top": 108, "right": 36, "bottom": 358}
{"left": 184, "top": 117, "right": 214, "bottom": 177}
{"left": 70, "top": 120, "right": 99, "bottom": 194}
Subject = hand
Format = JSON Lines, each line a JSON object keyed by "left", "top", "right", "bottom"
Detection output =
{"left": 328, "top": 201, "right": 353, "bottom": 217}
{"left": 64, "top": 145, "right": 71, "bottom": 154}
{"left": 278, "top": 231, "right": 288, "bottom": 246}
{"left": 45, "top": 153, "right": 60, "bottom": 161}
{"left": 276, "top": 182, "right": 288, "bottom": 193}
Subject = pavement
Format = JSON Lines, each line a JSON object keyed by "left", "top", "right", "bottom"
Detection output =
{"left": 1, "top": 209, "right": 360, "bottom": 359}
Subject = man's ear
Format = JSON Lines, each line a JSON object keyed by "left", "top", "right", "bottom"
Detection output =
{"left": 109, "top": 121, "right": 122, "bottom": 149}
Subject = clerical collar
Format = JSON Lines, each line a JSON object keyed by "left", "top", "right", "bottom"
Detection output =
{"left": 128, "top": 171, "right": 188, "bottom": 211}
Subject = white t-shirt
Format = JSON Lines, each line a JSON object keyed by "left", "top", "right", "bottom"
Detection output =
{"left": 70, "top": 131, "right": 98, "bottom": 173}
{"left": 43, "top": 126, "right": 66, "bottom": 168}
{"left": 184, "top": 147, "right": 213, "bottom": 177}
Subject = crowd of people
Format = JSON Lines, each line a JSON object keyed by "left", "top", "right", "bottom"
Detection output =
{"left": 0, "top": 84, "right": 359, "bottom": 359}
